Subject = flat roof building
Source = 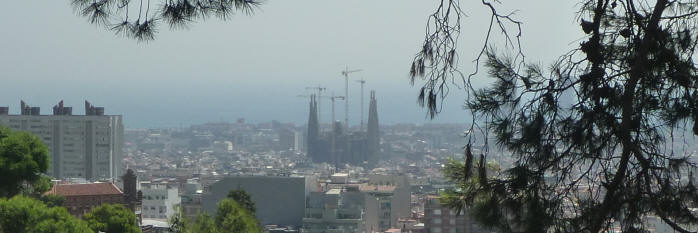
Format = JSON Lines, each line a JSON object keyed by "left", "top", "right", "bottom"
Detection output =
{"left": 304, "top": 186, "right": 366, "bottom": 233}
{"left": 0, "top": 100, "right": 124, "bottom": 181}
{"left": 203, "top": 175, "right": 316, "bottom": 227}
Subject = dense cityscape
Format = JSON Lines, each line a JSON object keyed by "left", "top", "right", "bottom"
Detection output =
{"left": 0, "top": 97, "right": 493, "bottom": 233}
{"left": 4, "top": 0, "right": 698, "bottom": 233}
{"left": 5, "top": 93, "right": 697, "bottom": 233}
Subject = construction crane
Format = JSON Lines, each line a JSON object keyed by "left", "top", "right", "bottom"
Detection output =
{"left": 305, "top": 85, "right": 326, "bottom": 124}
{"left": 298, "top": 94, "right": 325, "bottom": 128}
{"left": 328, "top": 93, "right": 345, "bottom": 170}
{"left": 298, "top": 93, "right": 341, "bottom": 131}
{"left": 329, "top": 93, "right": 345, "bottom": 127}
{"left": 355, "top": 77, "right": 367, "bottom": 131}
{"left": 340, "top": 66, "right": 362, "bottom": 131}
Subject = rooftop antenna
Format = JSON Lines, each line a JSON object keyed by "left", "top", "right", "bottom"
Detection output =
{"left": 340, "top": 66, "right": 362, "bottom": 132}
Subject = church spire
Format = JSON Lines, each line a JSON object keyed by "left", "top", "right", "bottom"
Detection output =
{"left": 367, "top": 91, "right": 380, "bottom": 164}
{"left": 307, "top": 95, "right": 320, "bottom": 161}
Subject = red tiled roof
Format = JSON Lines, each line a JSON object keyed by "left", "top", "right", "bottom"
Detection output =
{"left": 47, "top": 183, "right": 123, "bottom": 196}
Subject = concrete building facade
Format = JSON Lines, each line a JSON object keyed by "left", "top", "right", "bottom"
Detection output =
{"left": 366, "top": 174, "right": 411, "bottom": 231}
{"left": 181, "top": 179, "right": 203, "bottom": 219}
{"left": 423, "top": 195, "right": 488, "bottom": 233}
{"left": 202, "top": 175, "right": 315, "bottom": 227}
{"left": 0, "top": 101, "right": 124, "bottom": 181}
{"left": 141, "top": 182, "right": 181, "bottom": 220}
{"left": 303, "top": 187, "right": 366, "bottom": 233}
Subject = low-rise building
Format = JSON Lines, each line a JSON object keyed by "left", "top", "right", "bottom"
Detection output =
{"left": 303, "top": 187, "right": 366, "bottom": 233}
{"left": 47, "top": 182, "right": 125, "bottom": 217}
{"left": 203, "top": 175, "right": 315, "bottom": 227}
{"left": 362, "top": 185, "right": 398, "bottom": 232}
{"left": 181, "top": 179, "right": 203, "bottom": 219}
{"left": 141, "top": 182, "right": 180, "bottom": 220}
{"left": 363, "top": 174, "right": 411, "bottom": 232}
{"left": 423, "top": 195, "right": 488, "bottom": 233}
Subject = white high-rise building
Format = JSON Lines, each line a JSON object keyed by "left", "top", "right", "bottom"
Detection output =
{"left": 0, "top": 100, "right": 124, "bottom": 181}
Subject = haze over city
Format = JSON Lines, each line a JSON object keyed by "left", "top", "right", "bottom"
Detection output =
{"left": 2, "top": 0, "right": 698, "bottom": 233}
{"left": 1, "top": 0, "right": 580, "bottom": 127}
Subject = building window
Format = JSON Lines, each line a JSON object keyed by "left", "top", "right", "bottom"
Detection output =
{"left": 433, "top": 209, "right": 441, "bottom": 215}
{"left": 432, "top": 218, "right": 442, "bottom": 224}
{"left": 380, "top": 202, "right": 391, "bottom": 210}
{"left": 431, "top": 227, "right": 442, "bottom": 233}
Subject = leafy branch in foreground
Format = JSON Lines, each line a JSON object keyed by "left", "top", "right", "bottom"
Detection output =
{"left": 424, "top": 0, "right": 698, "bottom": 233}
{"left": 71, "top": 0, "right": 262, "bottom": 41}
{"left": 410, "top": 0, "right": 523, "bottom": 119}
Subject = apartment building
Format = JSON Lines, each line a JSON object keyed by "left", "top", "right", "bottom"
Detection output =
{"left": 141, "top": 182, "right": 181, "bottom": 220}
{"left": 0, "top": 100, "right": 123, "bottom": 181}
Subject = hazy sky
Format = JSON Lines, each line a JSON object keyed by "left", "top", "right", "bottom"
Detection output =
{"left": 1, "top": 1, "right": 582, "bottom": 128}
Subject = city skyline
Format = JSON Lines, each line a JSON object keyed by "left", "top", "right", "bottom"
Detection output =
{"left": 1, "top": 0, "right": 581, "bottom": 128}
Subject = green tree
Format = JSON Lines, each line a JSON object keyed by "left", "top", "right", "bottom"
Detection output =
{"left": 214, "top": 199, "right": 260, "bottom": 233}
{"left": 411, "top": 1, "right": 698, "bottom": 232}
{"left": 0, "top": 195, "right": 91, "bottom": 233}
{"left": 39, "top": 194, "right": 66, "bottom": 208}
{"left": 189, "top": 213, "right": 218, "bottom": 233}
{"left": 28, "top": 175, "right": 53, "bottom": 196}
{"left": 84, "top": 203, "right": 141, "bottom": 233}
{"left": 170, "top": 198, "right": 260, "bottom": 233}
{"left": 226, "top": 189, "right": 255, "bottom": 215}
{"left": 169, "top": 206, "right": 189, "bottom": 233}
{"left": 0, "top": 126, "right": 50, "bottom": 197}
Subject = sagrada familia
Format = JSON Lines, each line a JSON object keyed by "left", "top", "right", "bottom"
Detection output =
{"left": 306, "top": 91, "right": 380, "bottom": 167}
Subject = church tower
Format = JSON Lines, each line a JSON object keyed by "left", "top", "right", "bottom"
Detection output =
{"left": 367, "top": 91, "right": 380, "bottom": 163}
{"left": 306, "top": 95, "right": 320, "bottom": 161}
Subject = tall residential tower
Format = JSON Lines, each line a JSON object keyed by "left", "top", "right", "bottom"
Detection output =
{"left": 0, "top": 100, "right": 124, "bottom": 181}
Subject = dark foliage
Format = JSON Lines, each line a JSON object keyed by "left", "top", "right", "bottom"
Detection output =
{"left": 0, "top": 195, "right": 91, "bottom": 233}
{"left": 416, "top": 1, "right": 698, "bottom": 233}
{"left": 226, "top": 189, "right": 255, "bottom": 215}
{"left": 0, "top": 126, "right": 50, "bottom": 198}
{"left": 39, "top": 194, "right": 66, "bottom": 208}
{"left": 410, "top": 0, "right": 523, "bottom": 118}
{"left": 84, "top": 203, "right": 141, "bottom": 233}
{"left": 71, "top": 0, "right": 261, "bottom": 41}
{"left": 169, "top": 198, "right": 260, "bottom": 233}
